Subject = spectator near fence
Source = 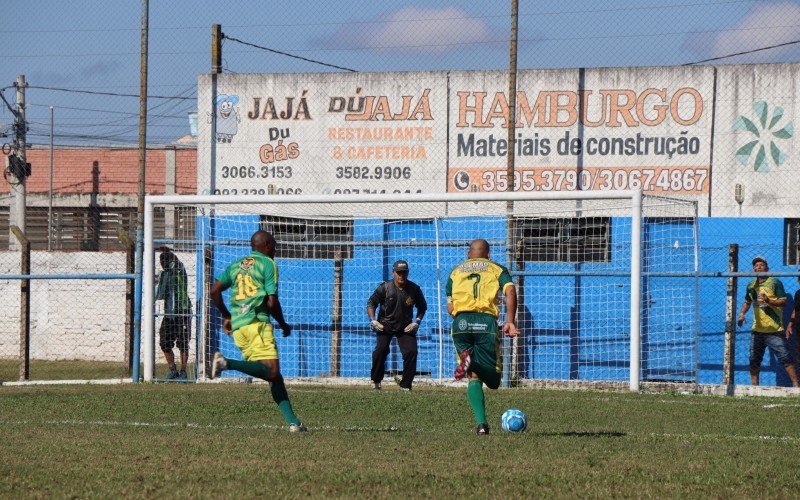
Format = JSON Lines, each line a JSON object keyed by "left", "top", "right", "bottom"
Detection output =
{"left": 737, "top": 256, "right": 799, "bottom": 387}
{"left": 155, "top": 248, "right": 192, "bottom": 380}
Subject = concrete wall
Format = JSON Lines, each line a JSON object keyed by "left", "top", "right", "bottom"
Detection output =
{"left": 0, "top": 250, "right": 197, "bottom": 362}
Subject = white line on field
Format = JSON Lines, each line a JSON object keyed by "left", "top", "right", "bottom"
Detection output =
{"left": 2, "top": 419, "right": 800, "bottom": 442}
{"left": 0, "top": 419, "right": 399, "bottom": 433}
{"left": 576, "top": 396, "right": 800, "bottom": 408}
{"left": 648, "top": 432, "right": 800, "bottom": 443}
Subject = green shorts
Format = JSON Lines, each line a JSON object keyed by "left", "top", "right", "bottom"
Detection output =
{"left": 451, "top": 312, "right": 502, "bottom": 389}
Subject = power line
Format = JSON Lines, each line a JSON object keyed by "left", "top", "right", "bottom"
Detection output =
{"left": 27, "top": 103, "right": 190, "bottom": 119}
{"left": 684, "top": 38, "right": 800, "bottom": 65}
{"left": 223, "top": 34, "right": 357, "bottom": 72}
{"left": 9, "top": 19, "right": 794, "bottom": 61}
{"left": 27, "top": 85, "right": 194, "bottom": 100}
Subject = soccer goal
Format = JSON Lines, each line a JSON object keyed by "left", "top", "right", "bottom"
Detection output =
{"left": 142, "top": 191, "right": 699, "bottom": 391}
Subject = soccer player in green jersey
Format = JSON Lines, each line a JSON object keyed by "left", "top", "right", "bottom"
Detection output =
{"left": 209, "top": 230, "right": 307, "bottom": 432}
{"left": 446, "top": 238, "right": 519, "bottom": 435}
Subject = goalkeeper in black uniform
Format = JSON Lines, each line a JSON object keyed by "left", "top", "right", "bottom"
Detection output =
{"left": 366, "top": 260, "right": 427, "bottom": 391}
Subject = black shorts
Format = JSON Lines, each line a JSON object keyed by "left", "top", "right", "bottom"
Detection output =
{"left": 159, "top": 315, "right": 190, "bottom": 350}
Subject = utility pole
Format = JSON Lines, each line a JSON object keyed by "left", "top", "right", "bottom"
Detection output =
{"left": 504, "top": 0, "right": 520, "bottom": 387}
{"left": 8, "top": 74, "right": 27, "bottom": 250}
{"left": 48, "top": 106, "right": 54, "bottom": 250}
{"left": 202, "top": 23, "right": 223, "bottom": 379}
{"left": 210, "top": 23, "right": 221, "bottom": 194}
{"left": 132, "top": 0, "right": 149, "bottom": 383}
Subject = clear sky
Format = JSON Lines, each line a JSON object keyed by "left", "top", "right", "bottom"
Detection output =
{"left": 3, "top": 0, "right": 799, "bottom": 146}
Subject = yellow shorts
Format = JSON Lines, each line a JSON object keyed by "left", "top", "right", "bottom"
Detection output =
{"left": 232, "top": 322, "right": 278, "bottom": 361}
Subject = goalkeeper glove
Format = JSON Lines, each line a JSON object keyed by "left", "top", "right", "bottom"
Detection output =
{"left": 404, "top": 320, "right": 419, "bottom": 333}
{"left": 370, "top": 319, "right": 384, "bottom": 332}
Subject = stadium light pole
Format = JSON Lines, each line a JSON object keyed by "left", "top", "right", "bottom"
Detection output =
{"left": 133, "top": 0, "right": 149, "bottom": 383}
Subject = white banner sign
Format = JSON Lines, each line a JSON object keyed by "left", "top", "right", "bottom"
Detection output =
{"left": 198, "top": 65, "right": 800, "bottom": 217}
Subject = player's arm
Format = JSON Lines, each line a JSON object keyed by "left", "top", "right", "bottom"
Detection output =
{"left": 267, "top": 294, "right": 291, "bottom": 337}
{"left": 502, "top": 283, "right": 519, "bottom": 337}
{"left": 209, "top": 279, "right": 232, "bottom": 333}
{"left": 366, "top": 285, "right": 381, "bottom": 320}
{"left": 402, "top": 285, "right": 427, "bottom": 333}
{"left": 445, "top": 275, "right": 455, "bottom": 316}
{"left": 155, "top": 269, "right": 167, "bottom": 300}
{"left": 788, "top": 291, "right": 800, "bottom": 338}
{"left": 366, "top": 284, "right": 385, "bottom": 331}
{"left": 415, "top": 285, "right": 428, "bottom": 322}
{"left": 737, "top": 288, "right": 752, "bottom": 327}
{"left": 769, "top": 282, "right": 788, "bottom": 307}
{"left": 767, "top": 296, "right": 788, "bottom": 307}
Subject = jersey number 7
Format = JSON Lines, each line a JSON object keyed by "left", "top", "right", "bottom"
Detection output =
{"left": 467, "top": 273, "right": 481, "bottom": 298}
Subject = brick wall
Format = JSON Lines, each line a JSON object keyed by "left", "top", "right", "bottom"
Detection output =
{"left": 0, "top": 146, "right": 197, "bottom": 196}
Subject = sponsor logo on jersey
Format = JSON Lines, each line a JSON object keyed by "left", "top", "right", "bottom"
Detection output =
{"left": 467, "top": 322, "right": 488, "bottom": 331}
{"left": 240, "top": 258, "right": 255, "bottom": 271}
{"left": 457, "top": 260, "right": 489, "bottom": 273}
{"left": 457, "top": 318, "right": 488, "bottom": 332}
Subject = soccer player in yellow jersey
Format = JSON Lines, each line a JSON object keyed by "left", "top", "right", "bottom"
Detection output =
{"left": 446, "top": 238, "right": 519, "bottom": 435}
{"left": 209, "top": 230, "right": 307, "bottom": 432}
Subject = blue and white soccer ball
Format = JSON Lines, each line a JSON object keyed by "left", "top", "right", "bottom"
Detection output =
{"left": 501, "top": 408, "right": 527, "bottom": 433}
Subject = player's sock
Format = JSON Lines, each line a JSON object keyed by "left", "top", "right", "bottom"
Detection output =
{"left": 225, "top": 359, "right": 271, "bottom": 381}
{"left": 467, "top": 379, "right": 487, "bottom": 425}
{"left": 270, "top": 376, "right": 300, "bottom": 425}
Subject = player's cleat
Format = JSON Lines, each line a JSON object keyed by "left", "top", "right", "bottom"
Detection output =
{"left": 373, "top": 382, "right": 381, "bottom": 390}
{"left": 211, "top": 352, "right": 227, "bottom": 379}
{"left": 289, "top": 423, "right": 308, "bottom": 433}
{"left": 476, "top": 423, "right": 490, "bottom": 435}
{"left": 178, "top": 370, "right": 187, "bottom": 380}
{"left": 400, "top": 386, "right": 411, "bottom": 392}
{"left": 394, "top": 376, "right": 411, "bottom": 391}
{"left": 454, "top": 349, "right": 471, "bottom": 380}
{"left": 166, "top": 368, "right": 179, "bottom": 380}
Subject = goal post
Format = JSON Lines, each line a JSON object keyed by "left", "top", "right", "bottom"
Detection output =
{"left": 142, "top": 190, "right": 698, "bottom": 391}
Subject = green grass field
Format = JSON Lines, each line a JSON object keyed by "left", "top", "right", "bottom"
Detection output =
{"left": 2, "top": 383, "right": 800, "bottom": 498}
{"left": 0, "top": 360, "right": 198, "bottom": 382}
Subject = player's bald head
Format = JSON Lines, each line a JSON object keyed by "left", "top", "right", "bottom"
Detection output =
{"left": 251, "top": 230, "right": 276, "bottom": 256}
{"left": 468, "top": 238, "right": 490, "bottom": 258}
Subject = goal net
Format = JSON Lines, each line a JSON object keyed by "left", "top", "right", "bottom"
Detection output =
{"left": 142, "top": 191, "right": 699, "bottom": 390}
